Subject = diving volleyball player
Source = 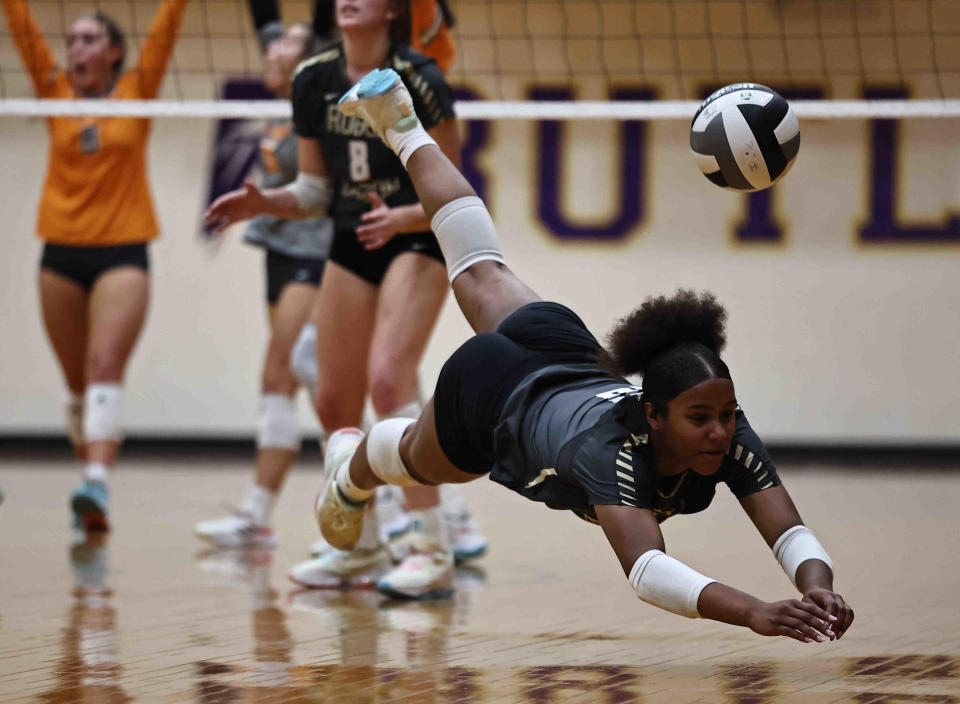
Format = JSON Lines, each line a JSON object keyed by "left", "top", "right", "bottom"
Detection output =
{"left": 313, "top": 67, "right": 854, "bottom": 638}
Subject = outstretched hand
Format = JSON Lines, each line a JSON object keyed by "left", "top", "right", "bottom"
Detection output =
{"left": 355, "top": 192, "right": 404, "bottom": 250}
{"left": 803, "top": 587, "right": 854, "bottom": 639}
{"left": 203, "top": 180, "right": 268, "bottom": 234}
{"left": 747, "top": 599, "right": 840, "bottom": 643}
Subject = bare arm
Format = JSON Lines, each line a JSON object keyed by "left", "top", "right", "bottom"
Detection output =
{"left": 203, "top": 137, "right": 328, "bottom": 232}
{"left": 739, "top": 485, "right": 854, "bottom": 637}
{"left": 355, "top": 117, "right": 462, "bottom": 249}
{"left": 595, "top": 503, "right": 836, "bottom": 642}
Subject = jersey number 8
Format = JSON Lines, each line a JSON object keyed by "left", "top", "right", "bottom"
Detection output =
{"left": 349, "top": 139, "right": 371, "bottom": 182}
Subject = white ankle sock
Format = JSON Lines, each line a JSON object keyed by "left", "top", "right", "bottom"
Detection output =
{"left": 84, "top": 462, "right": 109, "bottom": 484}
{"left": 241, "top": 484, "right": 276, "bottom": 526}
{"left": 355, "top": 508, "right": 381, "bottom": 550}
{"left": 410, "top": 506, "right": 450, "bottom": 549}
{"left": 336, "top": 461, "right": 376, "bottom": 504}
{"left": 385, "top": 123, "right": 436, "bottom": 168}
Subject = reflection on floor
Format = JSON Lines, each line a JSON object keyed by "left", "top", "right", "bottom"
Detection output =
{"left": 1, "top": 460, "right": 958, "bottom": 702}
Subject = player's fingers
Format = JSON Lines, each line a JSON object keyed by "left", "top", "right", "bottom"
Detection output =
{"left": 793, "top": 606, "right": 833, "bottom": 636}
{"left": 366, "top": 192, "right": 385, "bottom": 208}
{"left": 777, "top": 625, "right": 811, "bottom": 643}
{"left": 784, "top": 616, "right": 827, "bottom": 642}
{"left": 836, "top": 604, "right": 854, "bottom": 638}
{"left": 796, "top": 600, "right": 834, "bottom": 623}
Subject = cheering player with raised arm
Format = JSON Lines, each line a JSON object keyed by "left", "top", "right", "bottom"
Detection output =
{"left": 2, "top": 0, "right": 189, "bottom": 530}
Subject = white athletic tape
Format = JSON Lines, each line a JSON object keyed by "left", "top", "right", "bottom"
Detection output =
{"left": 366, "top": 418, "right": 421, "bottom": 487}
{"left": 290, "top": 323, "right": 319, "bottom": 398}
{"left": 430, "top": 196, "right": 505, "bottom": 282}
{"left": 257, "top": 394, "right": 300, "bottom": 450}
{"left": 83, "top": 383, "right": 123, "bottom": 443}
{"left": 284, "top": 173, "right": 332, "bottom": 216}
{"left": 629, "top": 549, "right": 717, "bottom": 619}
{"left": 65, "top": 394, "right": 84, "bottom": 447}
{"left": 772, "top": 525, "right": 834, "bottom": 588}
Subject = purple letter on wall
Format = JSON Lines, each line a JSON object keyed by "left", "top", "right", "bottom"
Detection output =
{"left": 860, "top": 87, "right": 960, "bottom": 243}
{"left": 534, "top": 87, "right": 652, "bottom": 240}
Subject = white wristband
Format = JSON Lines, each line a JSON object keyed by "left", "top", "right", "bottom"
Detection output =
{"left": 283, "top": 172, "right": 332, "bottom": 216}
{"left": 772, "top": 525, "right": 834, "bottom": 588}
{"left": 628, "top": 550, "right": 717, "bottom": 619}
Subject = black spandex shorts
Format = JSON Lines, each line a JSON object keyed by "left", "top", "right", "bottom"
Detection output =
{"left": 433, "top": 301, "right": 604, "bottom": 475}
{"left": 40, "top": 242, "right": 149, "bottom": 290}
{"left": 329, "top": 228, "right": 444, "bottom": 285}
{"left": 265, "top": 250, "right": 325, "bottom": 304}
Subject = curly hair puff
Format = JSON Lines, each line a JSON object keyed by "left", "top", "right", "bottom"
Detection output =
{"left": 607, "top": 290, "right": 727, "bottom": 376}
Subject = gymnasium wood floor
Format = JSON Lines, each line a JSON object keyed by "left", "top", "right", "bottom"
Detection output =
{"left": 1, "top": 455, "right": 958, "bottom": 703}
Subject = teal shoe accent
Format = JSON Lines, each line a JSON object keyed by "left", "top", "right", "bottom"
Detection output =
{"left": 70, "top": 480, "right": 110, "bottom": 531}
{"left": 356, "top": 68, "right": 399, "bottom": 99}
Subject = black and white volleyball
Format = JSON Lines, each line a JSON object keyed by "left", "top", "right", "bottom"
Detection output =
{"left": 690, "top": 83, "right": 800, "bottom": 192}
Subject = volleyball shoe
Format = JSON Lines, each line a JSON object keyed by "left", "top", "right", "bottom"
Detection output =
{"left": 377, "top": 532, "right": 454, "bottom": 600}
{"left": 315, "top": 427, "right": 369, "bottom": 550}
{"left": 288, "top": 545, "right": 392, "bottom": 589}
{"left": 70, "top": 480, "right": 109, "bottom": 532}
{"left": 195, "top": 512, "right": 277, "bottom": 549}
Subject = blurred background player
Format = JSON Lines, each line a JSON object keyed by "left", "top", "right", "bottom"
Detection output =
{"left": 204, "top": 0, "right": 480, "bottom": 599}
{"left": 195, "top": 5, "right": 333, "bottom": 550}
{"left": 288, "top": 0, "right": 485, "bottom": 568}
{"left": 1, "top": 0, "right": 189, "bottom": 531}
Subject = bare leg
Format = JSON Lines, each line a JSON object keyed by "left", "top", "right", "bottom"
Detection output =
{"left": 85, "top": 268, "right": 150, "bottom": 467}
{"left": 368, "top": 252, "right": 449, "bottom": 515}
{"left": 256, "top": 281, "right": 316, "bottom": 493}
{"left": 39, "top": 270, "right": 89, "bottom": 460}
{"left": 403, "top": 145, "right": 540, "bottom": 334}
{"left": 347, "top": 398, "right": 482, "bottom": 490}
{"left": 311, "top": 263, "right": 378, "bottom": 429}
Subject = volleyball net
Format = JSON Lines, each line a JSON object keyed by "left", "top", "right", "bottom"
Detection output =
{"left": 2, "top": 0, "right": 960, "bottom": 120}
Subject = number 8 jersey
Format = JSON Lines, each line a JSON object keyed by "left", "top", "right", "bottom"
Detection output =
{"left": 291, "top": 43, "right": 456, "bottom": 235}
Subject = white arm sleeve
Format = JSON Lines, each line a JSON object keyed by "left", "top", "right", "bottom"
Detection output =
{"left": 283, "top": 172, "right": 332, "bottom": 216}
{"left": 629, "top": 550, "right": 717, "bottom": 619}
{"left": 772, "top": 525, "right": 834, "bottom": 588}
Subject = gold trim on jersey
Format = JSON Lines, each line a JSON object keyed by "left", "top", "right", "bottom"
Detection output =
{"left": 294, "top": 46, "right": 340, "bottom": 78}
{"left": 525, "top": 467, "right": 557, "bottom": 489}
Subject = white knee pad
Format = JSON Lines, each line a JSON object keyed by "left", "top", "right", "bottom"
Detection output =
{"left": 65, "top": 393, "right": 84, "bottom": 446}
{"left": 83, "top": 383, "right": 123, "bottom": 443}
{"left": 257, "top": 394, "right": 300, "bottom": 450}
{"left": 430, "top": 196, "right": 505, "bottom": 282}
{"left": 366, "top": 418, "right": 421, "bottom": 487}
{"left": 290, "top": 323, "right": 319, "bottom": 398}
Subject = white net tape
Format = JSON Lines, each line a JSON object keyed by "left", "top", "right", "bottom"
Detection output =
{"left": 3, "top": 98, "right": 960, "bottom": 120}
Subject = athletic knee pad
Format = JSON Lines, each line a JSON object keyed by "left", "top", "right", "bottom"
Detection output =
{"left": 430, "top": 196, "right": 505, "bottom": 282}
{"left": 257, "top": 394, "right": 300, "bottom": 450}
{"left": 83, "top": 383, "right": 123, "bottom": 443}
{"left": 290, "top": 323, "right": 319, "bottom": 397}
{"left": 366, "top": 418, "right": 421, "bottom": 487}
{"left": 65, "top": 393, "right": 84, "bottom": 446}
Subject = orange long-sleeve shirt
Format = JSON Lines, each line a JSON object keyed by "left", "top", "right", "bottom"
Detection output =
{"left": 2, "top": 0, "right": 188, "bottom": 245}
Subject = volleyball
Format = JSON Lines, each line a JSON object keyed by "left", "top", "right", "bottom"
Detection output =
{"left": 690, "top": 83, "right": 800, "bottom": 192}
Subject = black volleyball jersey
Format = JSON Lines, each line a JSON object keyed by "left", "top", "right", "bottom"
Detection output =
{"left": 488, "top": 364, "right": 781, "bottom": 525}
{"left": 291, "top": 43, "right": 455, "bottom": 234}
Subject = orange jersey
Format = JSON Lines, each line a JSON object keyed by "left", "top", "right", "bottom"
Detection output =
{"left": 410, "top": 0, "right": 456, "bottom": 74}
{"left": 2, "top": 0, "right": 188, "bottom": 245}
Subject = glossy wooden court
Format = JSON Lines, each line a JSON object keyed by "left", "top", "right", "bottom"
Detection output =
{"left": 1, "top": 454, "right": 958, "bottom": 703}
